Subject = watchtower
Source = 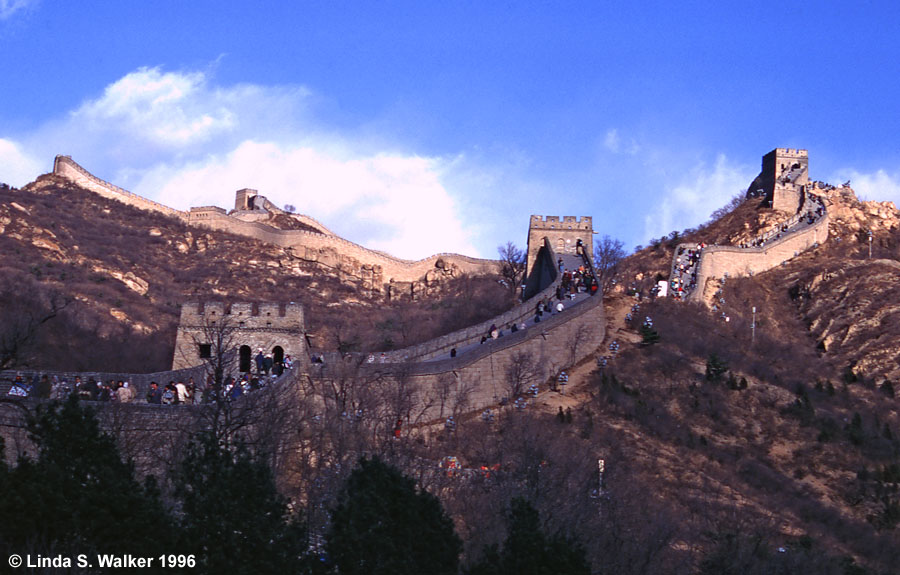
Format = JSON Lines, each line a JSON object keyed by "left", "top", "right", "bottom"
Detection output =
{"left": 747, "top": 148, "right": 809, "bottom": 212}
{"left": 234, "top": 188, "right": 260, "bottom": 211}
{"left": 525, "top": 215, "right": 593, "bottom": 278}
{"left": 172, "top": 301, "right": 305, "bottom": 372}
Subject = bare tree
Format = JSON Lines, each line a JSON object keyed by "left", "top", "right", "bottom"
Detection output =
{"left": 504, "top": 350, "right": 541, "bottom": 400}
{"left": 593, "top": 235, "right": 626, "bottom": 295}
{"left": 567, "top": 323, "right": 596, "bottom": 367}
{"left": 497, "top": 241, "right": 526, "bottom": 297}
{"left": 0, "top": 285, "right": 70, "bottom": 370}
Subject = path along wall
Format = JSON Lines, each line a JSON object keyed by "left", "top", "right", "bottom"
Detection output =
{"left": 1, "top": 295, "right": 605, "bottom": 462}
{"left": 690, "top": 211, "right": 830, "bottom": 302}
{"left": 311, "top": 289, "right": 606, "bottom": 421}
{"left": 374, "top": 246, "right": 593, "bottom": 363}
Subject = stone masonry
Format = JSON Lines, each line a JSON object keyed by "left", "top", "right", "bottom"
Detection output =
{"left": 171, "top": 301, "right": 306, "bottom": 371}
{"left": 672, "top": 148, "right": 828, "bottom": 305}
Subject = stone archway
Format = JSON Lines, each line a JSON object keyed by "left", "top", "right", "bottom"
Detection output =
{"left": 272, "top": 346, "right": 284, "bottom": 365}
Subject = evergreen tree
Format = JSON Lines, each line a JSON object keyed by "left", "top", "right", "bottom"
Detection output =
{"left": 174, "top": 433, "right": 309, "bottom": 575}
{"left": 326, "top": 456, "right": 461, "bottom": 575}
{"left": 0, "top": 395, "right": 174, "bottom": 566}
{"left": 705, "top": 353, "right": 729, "bottom": 382}
{"left": 640, "top": 323, "right": 660, "bottom": 345}
{"left": 468, "top": 498, "right": 590, "bottom": 575}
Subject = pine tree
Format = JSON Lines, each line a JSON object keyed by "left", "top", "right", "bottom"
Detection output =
{"left": 705, "top": 353, "right": 729, "bottom": 382}
{"left": 0, "top": 395, "right": 174, "bottom": 564}
{"left": 467, "top": 498, "right": 590, "bottom": 575}
{"left": 175, "top": 433, "right": 309, "bottom": 575}
{"left": 326, "top": 456, "right": 461, "bottom": 575}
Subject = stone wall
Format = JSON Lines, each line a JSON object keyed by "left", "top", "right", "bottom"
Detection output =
{"left": 690, "top": 211, "right": 829, "bottom": 301}
{"left": 311, "top": 291, "right": 606, "bottom": 420}
{"left": 1, "top": 294, "right": 606, "bottom": 460}
{"left": 53, "top": 156, "right": 188, "bottom": 220}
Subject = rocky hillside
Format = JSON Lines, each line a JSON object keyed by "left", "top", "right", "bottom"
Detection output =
{"left": 552, "top": 184, "right": 900, "bottom": 572}
{"left": 0, "top": 175, "right": 511, "bottom": 372}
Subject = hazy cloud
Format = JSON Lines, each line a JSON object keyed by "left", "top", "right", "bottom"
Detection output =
{"left": 830, "top": 168, "right": 900, "bottom": 206}
{"left": 0, "top": 138, "right": 42, "bottom": 186}
{"left": 644, "top": 153, "right": 752, "bottom": 242}
{"left": 136, "top": 141, "right": 477, "bottom": 259}
{"left": 70, "top": 67, "right": 237, "bottom": 148}
{"left": 602, "top": 128, "right": 640, "bottom": 155}
{"left": 0, "top": 0, "right": 35, "bottom": 20}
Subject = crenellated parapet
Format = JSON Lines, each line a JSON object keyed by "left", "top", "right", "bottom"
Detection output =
{"left": 53, "top": 155, "right": 188, "bottom": 220}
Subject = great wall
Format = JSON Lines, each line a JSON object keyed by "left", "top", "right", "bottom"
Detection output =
{"left": 669, "top": 148, "right": 831, "bottom": 304}
{"left": 2, "top": 148, "right": 835, "bottom": 462}
{"left": 2, "top": 154, "right": 608, "bottom": 461}
{"left": 51, "top": 155, "right": 500, "bottom": 294}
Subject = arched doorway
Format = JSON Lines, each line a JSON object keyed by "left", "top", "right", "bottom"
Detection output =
{"left": 239, "top": 345, "right": 252, "bottom": 373}
{"left": 273, "top": 346, "right": 284, "bottom": 365}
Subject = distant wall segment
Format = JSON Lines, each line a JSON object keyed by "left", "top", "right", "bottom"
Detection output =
{"left": 53, "top": 155, "right": 500, "bottom": 287}
{"left": 53, "top": 156, "right": 188, "bottom": 220}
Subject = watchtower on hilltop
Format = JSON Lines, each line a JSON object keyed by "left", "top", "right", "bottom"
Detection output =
{"left": 525, "top": 215, "right": 593, "bottom": 278}
{"left": 747, "top": 148, "right": 809, "bottom": 212}
{"left": 234, "top": 188, "right": 260, "bottom": 211}
{"left": 172, "top": 301, "right": 306, "bottom": 372}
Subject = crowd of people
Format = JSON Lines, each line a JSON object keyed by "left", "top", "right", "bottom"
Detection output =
{"left": 6, "top": 354, "right": 293, "bottom": 405}
{"left": 7, "top": 373, "right": 137, "bottom": 402}
{"left": 670, "top": 244, "right": 704, "bottom": 301}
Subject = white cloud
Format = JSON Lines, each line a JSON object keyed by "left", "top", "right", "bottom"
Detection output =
{"left": 602, "top": 128, "right": 640, "bottom": 155}
{"left": 1, "top": 66, "right": 481, "bottom": 260}
{"left": 70, "top": 67, "right": 237, "bottom": 147}
{"left": 136, "top": 141, "right": 477, "bottom": 259}
{"left": 829, "top": 168, "right": 900, "bottom": 205}
{"left": 643, "top": 153, "right": 752, "bottom": 242}
{"left": 0, "top": 0, "right": 35, "bottom": 20}
{"left": 0, "top": 138, "right": 42, "bottom": 186}
{"left": 603, "top": 129, "right": 620, "bottom": 153}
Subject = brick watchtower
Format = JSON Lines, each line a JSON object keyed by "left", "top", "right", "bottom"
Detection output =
{"left": 525, "top": 215, "right": 593, "bottom": 278}
{"left": 747, "top": 148, "right": 809, "bottom": 213}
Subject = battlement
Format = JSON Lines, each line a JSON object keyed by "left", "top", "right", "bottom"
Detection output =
{"left": 747, "top": 148, "right": 810, "bottom": 213}
{"left": 52, "top": 155, "right": 500, "bottom": 291}
{"left": 179, "top": 300, "right": 303, "bottom": 327}
{"left": 188, "top": 206, "right": 227, "bottom": 221}
{"left": 529, "top": 215, "right": 592, "bottom": 230}
{"left": 53, "top": 155, "right": 188, "bottom": 220}
{"left": 234, "top": 188, "right": 260, "bottom": 211}
{"left": 771, "top": 148, "right": 808, "bottom": 160}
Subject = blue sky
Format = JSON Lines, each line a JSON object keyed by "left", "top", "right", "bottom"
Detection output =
{"left": 3, "top": 1, "right": 900, "bottom": 259}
